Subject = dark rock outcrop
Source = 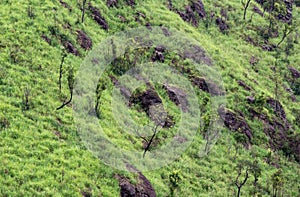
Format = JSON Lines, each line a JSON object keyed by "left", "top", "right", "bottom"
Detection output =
{"left": 88, "top": 3, "right": 109, "bottom": 30}
{"left": 182, "top": 45, "right": 212, "bottom": 65}
{"left": 238, "top": 80, "right": 252, "bottom": 91}
{"left": 218, "top": 106, "right": 253, "bottom": 146}
{"left": 288, "top": 66, "right": 300, "bottom": 79}
{"left": 77, "top": 30, "right": 92, "bottom": 50}
{"left": 163, "top": 84, "right": 188, "bottom": 112}
{"left": 115, "top": 165, "right": 156, "bottom": 197}
{"left": 216, "top": 17, "right": 229, "bottom": 33}
{"left": 151, "top": 46, "right": 165, "bottom": 62}
{"left": 190, "top": 76, "right": 225, "bottom": 96}
{"left": 63, "top": 41, "right": 79, "bottom": 56}
{"left": 107, "top": 0, "right": 118, "bottom": 8}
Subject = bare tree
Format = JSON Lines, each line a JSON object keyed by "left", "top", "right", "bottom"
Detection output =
{"left": 242, "top": 0, "right": 251, "bottom": 20}
{"left": 235, "top": 162, "right": 249, "bottom": 197}
{"left": 58, "top": 50, "right": 67, "bottom": 93}
{"left": 57, "top": 67, "right": 75, "bottom": 110}
{"left": 81, "top": 0, "right": 87, "bottom": 23}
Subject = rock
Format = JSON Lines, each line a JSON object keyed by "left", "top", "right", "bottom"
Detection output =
{"left": 192, "top": 0, "right": 206, "bottom": 18}
{"left": 218, "top": 106, "right": 253, "bottom": 144}
{"left": 130, "top": 88, "right": 162, "bottom": 115}
{"left": 253, "top": 5, "right": 263, "bottom": 16}
{"left": 216, "top": 17, "right": 229, "bottom": 33}
{"left": 182, "top": 45, "right": 212, "bottom": 65}
{"left": 288, "top": 66, "right": 300, "bottom": 79}
{"left": 41, "top": 35, "right": 51, "bottom": 45}
{"left": 88, "top": 3, "right": 109, "bottom": 30}
{"left": 151, "top": 46, "right": 165, "bottom": 62}
{"left": 126, "top": 0, "right": 135, "bottom": 7}
{"left": 161, "top": 26, "right": 171, "bottom": 37}
{"left": 106, "top": 0, "right": 118, "bottom": 8}
{"left": 163, "top": 84, "right": 189, "bottom": 112}
{"left": 63, "top": 41, "right": 79, "bottom": 56}
{"left": 77, "top": 30, "right": 92, "bottom": 50}
{"left": 59, "top": 0, "right": 72, "bottom": 11}
{"left": 190, "top": 76, "right": 225, "bottom": 96}
{"left": 246, "top": 96, "right": 255, "bottom": 103}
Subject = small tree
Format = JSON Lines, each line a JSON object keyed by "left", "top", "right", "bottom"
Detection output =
{"left": 242, "top": 0, "right": 252, "bottom": 20}
{"left": 57, "top": 67, "right": 75, "bottom": 110}
{"left": 235, "top": 160, "right": 251, "bottom": 197}
{"left": 80, "top": 0, "right": 87, "bottom": 23}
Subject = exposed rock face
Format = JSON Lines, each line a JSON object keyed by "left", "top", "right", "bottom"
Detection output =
{"left": 130, "top": 88, "right": 162, "bottom": 115}
{"left": 163, "top": 84, "right": 188, "bottom": 112}
{"left": 88, "top": 3, "right": 109, "bottom": 30}
{"left": 77, "top": 30, "right": 92, "bottom": 50}
{"left": 126, "top": 0, "right": 136, "bottom": 7}
{"left": 218, "top": 106, "right": 253, "bottom": 146}
{"left": 248, "top": 97, "right": 299, "bottom": 162}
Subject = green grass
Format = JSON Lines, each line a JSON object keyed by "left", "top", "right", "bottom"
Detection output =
{"left": 0, "top": 0, "right": 299, "bottom": 196}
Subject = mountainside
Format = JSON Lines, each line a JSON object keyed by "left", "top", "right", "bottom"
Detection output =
{"left": 0, "top": 0, "right": 299, "bottom": 196}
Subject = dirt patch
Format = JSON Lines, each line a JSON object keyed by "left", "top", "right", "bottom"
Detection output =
{"left": 163, "top": 84, "right": 188, "bottom": 112}
{"left": 109, "top": 75, "right": 132, "bottom": 99}
{"left": 77, "top": 30, "right": 93, "bottom": 50}
{"left": 192, "top": 0, "right": 206, "bottom": 18}
{"left": 63, "top": 41, "right": 79, "bottom": 56}
{"left": 218, "top": 106, "right": 252, "bottom": 146}
{"left": 88, "top": 3, "right": 109, "bottom": 30}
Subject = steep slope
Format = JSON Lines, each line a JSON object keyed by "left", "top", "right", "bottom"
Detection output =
{"left": 0, "top": 0, "right": 299, "bottom": 196}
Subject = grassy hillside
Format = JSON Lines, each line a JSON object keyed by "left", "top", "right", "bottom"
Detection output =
{"left": 0, "top": 0, "right": 299, "bottom": 196}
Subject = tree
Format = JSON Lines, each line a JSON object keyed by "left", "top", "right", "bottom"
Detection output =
{"left": 135, "top": 104, "right": 166, "bottom": 158}
{"left": 80, "top": 0, "right": 87, "bottom": 23}
{"left": 57, "top": 67, "right": 75, "bottom": 110}
{"left": 242, "top": 0, "right": 252, "bottom": 20}
{"left": 58, "top": 50, "right": 67, "bottom": 93}
{"left": 235, "top": 161, "right": 250, "bottom": 197}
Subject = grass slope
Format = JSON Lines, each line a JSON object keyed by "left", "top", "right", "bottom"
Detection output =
{"left": 0, "top": 0, "right": 299, "bottom": 196}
